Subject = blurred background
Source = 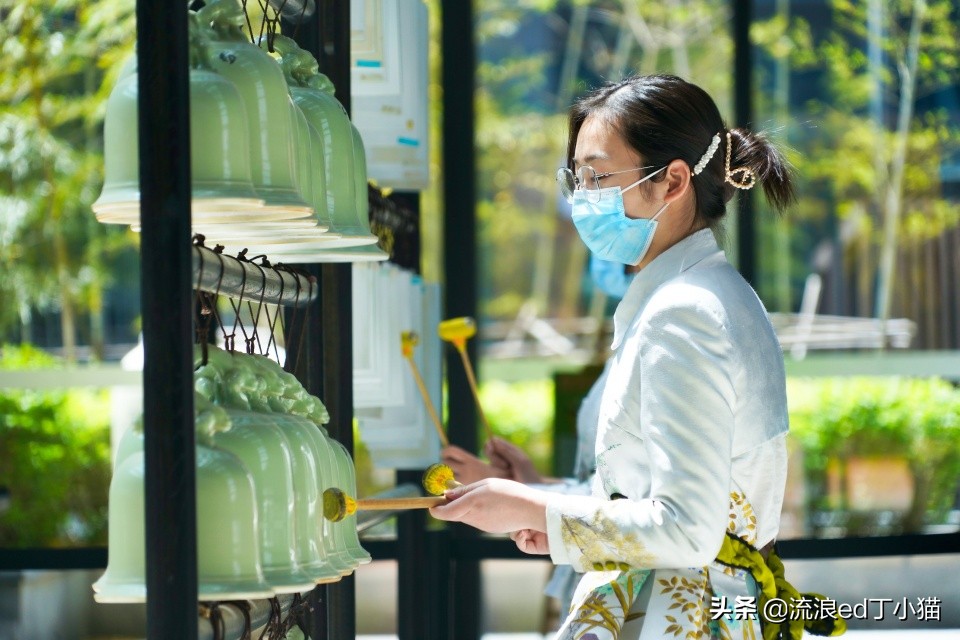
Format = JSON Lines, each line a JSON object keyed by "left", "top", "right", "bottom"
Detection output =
{"left": 1, "top": 0, "right": 959, "bottom": 638}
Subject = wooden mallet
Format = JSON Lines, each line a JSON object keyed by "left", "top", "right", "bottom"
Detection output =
{"left": 321, "top": 487, "right": 446, "bottom": 523}
{"left": 401, "top": 331, "right": 448, "bottom": 447}
{"left": 438, "top": 317, "right": 494, "bottom": 444}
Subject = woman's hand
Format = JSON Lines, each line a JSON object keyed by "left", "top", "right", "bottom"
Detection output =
{"left": 484, "top": 437, "right": 543, "bottom": 484}
{"left": 440, "top": 445, "right": 510, "bottom": 485}
{"left": 510, "top": 529, "right": 550, "bottom": 555}
{"left": 429, "top": 478, "right": 549, "bottom": 534}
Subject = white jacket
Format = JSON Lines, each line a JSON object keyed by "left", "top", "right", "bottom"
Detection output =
{"left": 546, "top": 229, "right": 789, "bottom": 640}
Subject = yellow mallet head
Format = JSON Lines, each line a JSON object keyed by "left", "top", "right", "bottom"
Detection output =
{"left": 422, "top": 463, "right": 462, "bottom": 496}
{"left": 401, "top": 331, "right": 420, "bottom": 358}
{"left": 322, "top": 487, "right": 357, "bottom": 522}
{"left": 438, "top": 317, "right": 476, "bottom": 348}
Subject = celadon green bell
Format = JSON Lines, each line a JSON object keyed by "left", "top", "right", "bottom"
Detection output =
{"left": 270, "top": 413, "right": 342, "bottom": 584}
{"left": 328, "top": 437, "right": 372, "bottom": 565}
{"left": 243, "top": 354, "right": 340, "bottom": 584}
{"left": 271, "top": 126, "right": 389, "bottom": 262}
{"left": 197, "top": 0, "right": 314, "bottom": 224}
{"left": 94, "top": 404, "right": 273, "bottom": 602}
{"left": 277, "top": 37, "right": 378, "bottom": 244}
{"left": 300, "top": 422, "right": 356, "bottom": 576}
{"left": 92, "top": 453, "right": 147, "bottom": 603}
{"left": 213, "top": 409, "right": 316, "bottom": 594}
{"left": 309, "top": 124, "right": 389, "bottom": 263}
{"left": 93, "top": 18, "right": 268, "bottom": 225}
{"left": 113, "top": 421, "right": 143, "bottom": 470}
{"left": 313, "top": 430, "right": 361, "bottom": 575}
{"left": 194, "top": 401, "right": 274, "bottom": 601}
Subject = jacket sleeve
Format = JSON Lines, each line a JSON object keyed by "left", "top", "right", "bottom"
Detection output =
{"left": 545, "top": 290, "right": 737, "bottom": 571}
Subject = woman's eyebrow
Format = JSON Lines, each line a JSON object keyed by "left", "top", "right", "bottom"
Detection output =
{"left": 572, "top": 152, "right": 610, "bottom": 166}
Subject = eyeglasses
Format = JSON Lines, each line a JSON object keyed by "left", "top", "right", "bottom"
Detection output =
{"left": 556, "top": 165, "right": 658, "bottom": 204}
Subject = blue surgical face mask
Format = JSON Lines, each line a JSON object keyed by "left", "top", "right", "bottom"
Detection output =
{"left": 571, "top": 166, "right": 669, "bottom": 265}
{"left": 590, "top": 254, "right": 636, "bottom": 299}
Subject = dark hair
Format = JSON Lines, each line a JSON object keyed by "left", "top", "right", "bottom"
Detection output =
{"left": 566, "top": 74, "right": 795, "bottom": 224}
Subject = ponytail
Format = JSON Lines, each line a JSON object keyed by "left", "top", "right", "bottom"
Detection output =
{"left": 725, "top": 128, "right": 795, "bottom": 214}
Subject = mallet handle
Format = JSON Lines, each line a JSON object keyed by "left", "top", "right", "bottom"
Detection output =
{"left": 356, "top": 496, "right": 447, "bottom": 511}
{"left": 403, "top": 355, "right": 449, "bottom": 447}
{"left": 456, "top": 345, "right": 494, "bottom": 443}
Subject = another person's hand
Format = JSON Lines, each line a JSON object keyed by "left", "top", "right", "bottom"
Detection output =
{"left": 484, "top": 436, "right": 543, "bottom": 484}
{"left": 510, "top": 529, "right": 550, "bottom": 555}
{"left": 441, "top": 444, "right": 510, "bottom": 485}
{"left": 429, "top": 478, "right": 548, "bottom": 534}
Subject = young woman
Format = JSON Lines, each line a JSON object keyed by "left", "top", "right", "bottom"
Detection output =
{"left": 430, "top": 75, "right": 839, "bottom": 640}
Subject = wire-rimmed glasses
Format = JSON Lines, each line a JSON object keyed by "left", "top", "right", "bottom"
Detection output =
{"left": 556, "top": 165, "right": 657, "bottom": 204}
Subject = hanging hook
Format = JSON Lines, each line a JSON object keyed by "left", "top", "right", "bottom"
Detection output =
{"left": 226, "top": 250, "right": 250, "bottom": 354}
{"left": 246, "top": 256, "right": 270, "bottom": 355}
{"left": 265, "top": 262, "right": 286, "bottom": 364}
{"left": 193, "top": 243, "right": 210, "bottom": 367}
{"left": 210, "top": 246, "right": 230, "bottom": 354}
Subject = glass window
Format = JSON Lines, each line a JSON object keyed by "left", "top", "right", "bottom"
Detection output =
{"left": 751, "top": 0, "right": 960, "bottom": 539}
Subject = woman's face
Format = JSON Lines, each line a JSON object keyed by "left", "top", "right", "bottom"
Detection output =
{"left": 572, "top": 115, "right": 655, "bottom": 220}
{"left": 572, "top": 114, "right": 697, "bottom": 269}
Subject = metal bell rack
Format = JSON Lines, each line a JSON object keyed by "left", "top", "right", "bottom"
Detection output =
{"left": 136, "top": 1, "right": 359, "bottom": 638}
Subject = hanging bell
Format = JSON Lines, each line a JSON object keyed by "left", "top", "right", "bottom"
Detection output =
{"left": 92, "top": 445, "right": 274, "bottom": 603}
{"left": 251, "top": 123, "right": 389, "bottom": 262}
{"left": 213, "top": 408, "right": 317, "bottom": 594}
{"left": 269, "top": 413, "right": 343, "bottom": 584}
{"left": 326, "top": 434, "right": 373, "bottom": 566}
{"left": 91, "top": 454, "right": 147, "bottom": 603}
{"left": 197, "top": 0, "right": 314, "bottom": 225}
{"left": 212, "top": 39, "right": 384, "bottom": 256}
{"left": 278, "top": 36, "right": 378, "bottom": 246}
{"left": 93, "top": 15, "right": 270, "bottom": 225}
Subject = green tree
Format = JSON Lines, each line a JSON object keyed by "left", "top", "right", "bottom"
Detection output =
{"left": 753, "top": 0, "right": 960, "bottom": 325}
{"left": 0, "top": 0, "right": 137, "bottom": 359}
{"left": 474, "top": 0, "right": 733, "bottom": 332}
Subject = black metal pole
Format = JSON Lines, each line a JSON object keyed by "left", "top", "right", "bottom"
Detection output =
{"left": 396, "top": 481, "right": 429, "bottom": 640}
{"left": 317, "top": 263, "right": 356, "bottom": 639}
{"left": 733, "top": 0, "right": 756, "bottom": 285}
{"left": 136, "top": 0, "right": 197, "bottom": 638}
{"left": 441, "top": 1, "right": 481, "bottom": 638}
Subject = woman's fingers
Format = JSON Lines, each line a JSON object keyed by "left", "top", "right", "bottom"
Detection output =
{"left": 511, "top": 529, "right": 550, "bottom": 555}
{"left": 428, "top": 478, "right": 549, "bottom": 533}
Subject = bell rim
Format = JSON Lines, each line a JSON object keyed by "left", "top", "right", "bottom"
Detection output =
{"left": 96, "top": 200, "right": 321, "bottom": 225}
{"left": 197, "top": 580, "right": 276, "bottom": 602}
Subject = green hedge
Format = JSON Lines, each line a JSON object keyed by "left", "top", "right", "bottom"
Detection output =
{"left": 788, "top": 376, "right": 960, "bottom": 532}
{"left": 474, "top": 375, "right": 960, "bottom": 534}
{"left": 0, "top": 345, "right": 112, "bottom": 547}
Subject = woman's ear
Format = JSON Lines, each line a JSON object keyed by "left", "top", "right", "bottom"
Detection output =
{"left": 662, "top": 158, "right": 692, "bottom": 205}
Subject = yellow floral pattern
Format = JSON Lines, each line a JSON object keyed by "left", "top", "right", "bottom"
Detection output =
{"left": 560, "top": 512, "right": 658, "bottom": 569}
{"left": 566, "top": 570, "right": 650, "bottom": 640}
{"left": 556, "top": 493, "right": 765, "bottom": 639}
{"left": 727, "top": 491, "right": 757, "bottom": 545}
{"left": 657, "top": 572, "right": 710, "bottom": 639}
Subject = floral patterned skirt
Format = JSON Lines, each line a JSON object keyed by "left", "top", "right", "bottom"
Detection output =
{"left": 555, "top": 562, "right": 761, "bottom": 640}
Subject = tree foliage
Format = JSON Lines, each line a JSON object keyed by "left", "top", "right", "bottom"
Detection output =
{"left": 0, "top": 0, "right": 137, "bottom": 358}
{"left": 752, "top": 0, "right": 960, "bottom": 318}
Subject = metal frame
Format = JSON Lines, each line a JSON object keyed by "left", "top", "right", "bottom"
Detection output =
{"left": 440, "top": 1, "right": 483, "bottom": 638}
{"left": 135, "top": 0, "right": 198, "bottom": 637}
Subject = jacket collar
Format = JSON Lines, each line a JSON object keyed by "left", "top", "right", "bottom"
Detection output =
{"left": 611, "top": 228, "right": 722, "bottom": 350}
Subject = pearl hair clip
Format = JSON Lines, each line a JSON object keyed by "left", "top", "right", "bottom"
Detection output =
{"left": 723, "top": 131, "right": 757, "bottom": 190}
{"left": 692, "top": 133, "right": 720, "bottom": 176}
